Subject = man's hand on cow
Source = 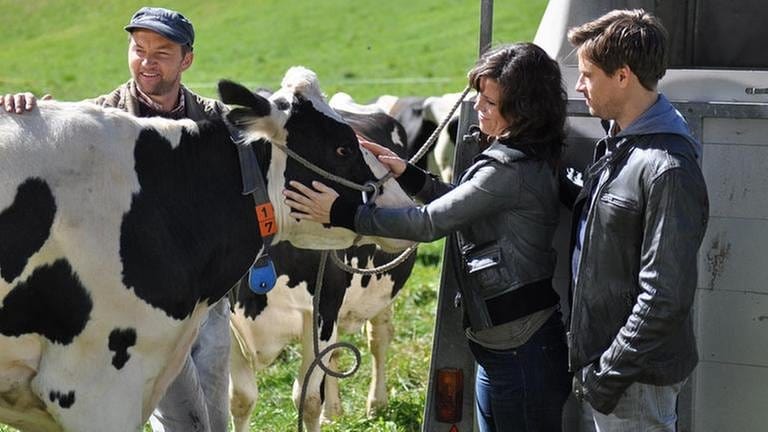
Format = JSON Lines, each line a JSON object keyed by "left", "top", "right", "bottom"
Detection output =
{"left": 0, "top": 92, "right": 52, "bottom": 114}
{"left": 358, "top": 135, "right": 406, "bottom": 177}
{"left": 283, "top": 180, "right": 338, "bottom": 224}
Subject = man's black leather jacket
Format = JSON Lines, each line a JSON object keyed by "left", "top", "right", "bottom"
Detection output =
{"left": 564, "top": 132, "right": 709, "bottom": 414}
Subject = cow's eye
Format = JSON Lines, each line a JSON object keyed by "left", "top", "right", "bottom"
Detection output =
{"left": 336, "top": 147, "right": 351, "bottom": 157}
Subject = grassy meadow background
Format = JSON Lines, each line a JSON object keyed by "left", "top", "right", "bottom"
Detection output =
{"left": 0, "top": 1, "right": 546, "bottom": 431}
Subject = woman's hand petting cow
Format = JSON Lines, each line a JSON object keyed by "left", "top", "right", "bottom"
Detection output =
{"left": 283, "top": 135, "right": 408, "bottom": 224}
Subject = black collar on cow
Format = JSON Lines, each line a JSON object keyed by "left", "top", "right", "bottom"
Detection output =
{"left": 228, "top": 124, "right": 278, "bottom": 295}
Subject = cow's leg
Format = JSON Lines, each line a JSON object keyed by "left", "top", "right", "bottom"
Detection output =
{"left": 366, "top": 304, "right": 394, "bottom": 416}
{"left": 320, "top": 351, "right": 343, "bottom": 422}
{"left": 292, "top": 311, "right": 331, "bottom": 432}
{"left": 229, "top": 327, "right": 258, "bottom": 432}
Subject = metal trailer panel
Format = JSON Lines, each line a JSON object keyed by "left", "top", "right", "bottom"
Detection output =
{"left": 421, "top": 101, "right": 481, "bottom": 432}
{"left": 693, "top": 361, "right": 768, "bottom": 431}
{"left": 699, "top": 217, "right": 768, "bottom": 295}
{"left": 697, "top": 289, "right": 768, "bottom": 367}
{"left": 691, "top": 112, "right": 768, "bottom": 432}
{"left": 702, "top": 135, "right": 768, "bottom": 221}
{"left": 535, "top": 0, "right": 768, "bottom": 69}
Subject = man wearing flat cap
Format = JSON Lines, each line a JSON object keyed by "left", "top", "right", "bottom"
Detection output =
{"left": 112, "top": 10, "right": 232, "bottom": 432}
{"left": 100, "top": 9, "right": 232, "bottom": 432}
{"left": 92, "top": 7, "right": 226, "bottom": 121}
{"left": 1, "top": 7, "right": 232, "bottom": 432}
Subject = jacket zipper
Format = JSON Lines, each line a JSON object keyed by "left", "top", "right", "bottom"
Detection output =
{"left": 569, "top": 164, "right": 612, "bottom": 372}
{"left": 569, "top": 136, "right": 641, "bottom": 371}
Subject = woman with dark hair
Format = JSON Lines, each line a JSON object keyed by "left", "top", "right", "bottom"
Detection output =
{"left": 284, "top": 42, "right": 571, "bottom": 431}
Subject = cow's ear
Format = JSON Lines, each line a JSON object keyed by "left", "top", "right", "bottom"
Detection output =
{"left": 218, "top": 80, "right": 271, "bottom": 117}
{"left": 225, "top": 108, "right": 255, "bottom": 129}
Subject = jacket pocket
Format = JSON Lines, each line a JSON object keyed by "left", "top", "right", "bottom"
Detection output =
{"left": 599, "top": 193, "right": 638, "bottom": 211}
{"left": 597, "top": 192, "right": 641, "bottom": 239}
{"left": 462, "top": 243, "right": 510, "bottom": 296}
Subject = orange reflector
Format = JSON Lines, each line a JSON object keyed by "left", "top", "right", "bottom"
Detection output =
{"left": 435, "top": 368, "right": 463, "bottom": 423}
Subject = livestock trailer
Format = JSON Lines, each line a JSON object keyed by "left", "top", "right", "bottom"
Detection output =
{"left": 423, "top": 1, "right": 768, "bottom": 431}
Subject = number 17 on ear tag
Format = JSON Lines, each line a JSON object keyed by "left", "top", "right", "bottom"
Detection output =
{"left": 248, "top": 254, "right": 277, "bottom": 294}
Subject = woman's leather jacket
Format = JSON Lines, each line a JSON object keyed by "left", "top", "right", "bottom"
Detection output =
{"left": 344, "top": 141, "right": 561, "bottom": 330}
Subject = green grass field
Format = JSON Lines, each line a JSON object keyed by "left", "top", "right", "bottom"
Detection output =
{"left": 0, "top": 0, "right": 546, "bottom": 101}
{"left": 0, "top": 1, "right": 546, "bottom": 431}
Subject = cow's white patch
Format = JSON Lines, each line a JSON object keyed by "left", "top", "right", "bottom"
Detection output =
{"left": 329, "top": 92, "right": 385, "bottom": 115}
{"left": 389, "top": 127, "right": 405, "bottom": 149}
{"left": 241, "top": 114, "right": 289, "bottom": 146}
{"left": 281, "top": 66, "right": 344, "bottom": 124}
{"left": 135, "top": 116, "right": 198, "bottom": 149}
{"left": 373, "top": 95, "right": 399, "bottom": 114}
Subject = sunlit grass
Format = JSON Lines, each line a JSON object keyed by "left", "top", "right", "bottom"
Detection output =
{"left": 0, "top": 0, "right": 547, "bottom": 102}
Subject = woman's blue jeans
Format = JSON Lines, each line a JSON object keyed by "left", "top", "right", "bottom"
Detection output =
{"left": 470, "top": 311, "right": 571, "bottom": 432}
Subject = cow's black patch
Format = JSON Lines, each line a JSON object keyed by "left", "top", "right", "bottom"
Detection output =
{"left": 218, "top": 80, "right": 271, "bottom": 118}
{"left": 283, "top": 97, "right": 375, "bottom": 209}
{"left": 0, "top": 178, "right": 56, "bottom": 283}
{"left": 49, "top": 390, "right": 76, "bottom": 409}
{"left": 337, "top": 111, "right": 409, "bottom": 159}
{"left": 108, "top": 327, "right": 137, "bottom": 370}
{"left": 235, "top": 242, "right": 344, "bottom": 341}
{"left": 235, "top": 276, "right": 268, "bottom": 320}
{"left": 381, "top": 97, "right": 459, "bottom": 172}
{"left": 120, "top": 125, "right": 261, "bottom": 320}
{"left": 388, "top": 97, "right": 435, "bottom": 170}
{"left": 0, "top": 259, "right": 92, "bottom": 344}
{"left": 368, "top": 245, "right": 416, "bottom": 300}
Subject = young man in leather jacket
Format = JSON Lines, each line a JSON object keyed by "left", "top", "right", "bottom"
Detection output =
{"left": 563, "top": 9, "right": 709, "bottom": 431}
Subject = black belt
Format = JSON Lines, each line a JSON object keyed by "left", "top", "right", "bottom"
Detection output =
{"left": 485, "top": 278, "right": 559, "bottom": 326}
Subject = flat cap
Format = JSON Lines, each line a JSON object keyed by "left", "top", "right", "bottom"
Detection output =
{"left": 125, "top": 7, "right": 195, "bottom": 47}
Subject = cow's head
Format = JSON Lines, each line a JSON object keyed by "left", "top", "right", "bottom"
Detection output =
{"left": 218, "top": 67, "right": 414, "bottom": 252}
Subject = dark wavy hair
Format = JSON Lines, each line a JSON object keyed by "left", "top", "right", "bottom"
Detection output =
{"left": 468, "top": 42, "right": 567, "bottom": 166}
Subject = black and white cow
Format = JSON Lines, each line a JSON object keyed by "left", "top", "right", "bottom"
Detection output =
{"left": 0, "top": 66, "right": 413, "bottom": 432}
{"left": 229, "top": 105, "right": 415, "bottom": 432}
{"left": 330, "top": 91, "right": 466, "bottom": 182}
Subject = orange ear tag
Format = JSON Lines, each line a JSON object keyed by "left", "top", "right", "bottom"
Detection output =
{"left": 255, "top": 203, "right": 277, "bottom": 237}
